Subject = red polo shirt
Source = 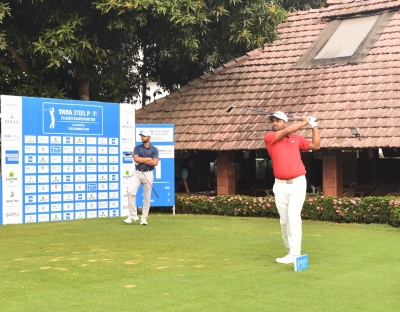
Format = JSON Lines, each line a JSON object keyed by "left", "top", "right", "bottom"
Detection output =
{"left": 264, "top": 132, "right": 311, "bottom": 180}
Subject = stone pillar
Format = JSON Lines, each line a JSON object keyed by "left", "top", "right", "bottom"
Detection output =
{"left": 216, "top": 151, "right": 236, "bottom": 194}
{"left": 322, "top": 150, "right": 343, "bottom": 196}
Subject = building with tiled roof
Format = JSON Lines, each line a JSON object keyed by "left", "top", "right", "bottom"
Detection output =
{"left": 136, "top": 0, "right": 400, "bottom": 196}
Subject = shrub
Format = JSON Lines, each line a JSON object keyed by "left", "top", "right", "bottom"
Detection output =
{"left": 389, "top": 197, "right": 400, "bottom": 227}
{"left": 175, "top": 194, "right": 400, "bottom": 227}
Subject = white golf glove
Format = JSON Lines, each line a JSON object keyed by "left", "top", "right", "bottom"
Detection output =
{"left": 308, "top": 117, "right": 318, "bottom": 128}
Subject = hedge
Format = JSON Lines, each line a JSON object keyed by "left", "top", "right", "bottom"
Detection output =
{"left": 175, "top": 194, "right": 400, "bottom": 227}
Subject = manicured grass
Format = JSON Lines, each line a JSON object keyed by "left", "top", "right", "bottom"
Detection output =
{"left": 1, "top": 214, "right": 399, "bottom": 311}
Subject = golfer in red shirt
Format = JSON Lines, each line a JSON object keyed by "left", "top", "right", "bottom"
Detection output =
{"left": 264, "top": 111, "right": 320, "bottom": 264}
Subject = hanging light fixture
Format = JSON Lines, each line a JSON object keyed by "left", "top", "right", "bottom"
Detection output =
{"left": 350, "top": 127, "right": 361, "bottom": 140}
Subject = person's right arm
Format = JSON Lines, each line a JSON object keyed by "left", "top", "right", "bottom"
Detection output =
{"left": 133, "top": 155, "right": 158, "bottom": 166}
{"left": 182, "top": 169, "right": 190, "bottom": 194}
{"left": 274, "top": 117, "right": 310, "bottom": 141}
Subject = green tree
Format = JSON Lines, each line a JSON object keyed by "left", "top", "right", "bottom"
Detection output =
{"left": 1, "top": 0, "right": 115, "bottom": 100}
{"left": 1, "top": 0, "right": 287, "bottom": 103}
{"left": 278, "top": 0, "right": 326, "bottom": 12}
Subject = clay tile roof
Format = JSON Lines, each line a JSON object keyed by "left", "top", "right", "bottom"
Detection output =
{"left": 136, "top": 0, "right": 400, "bottom": 150}
{"left": 323, "top": 0, "right": 400, "bottom": 19}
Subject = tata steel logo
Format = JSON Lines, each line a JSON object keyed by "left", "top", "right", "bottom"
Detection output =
{"left": 3, "top": 134, "right": 20, "bottom": 141}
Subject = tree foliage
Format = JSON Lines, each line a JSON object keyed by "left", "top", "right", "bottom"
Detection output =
{"left": 0, "top": 0, "right": 287, "bottom": 103}
{"left": 278, "top": 0, "right": 326, "bottom": 12}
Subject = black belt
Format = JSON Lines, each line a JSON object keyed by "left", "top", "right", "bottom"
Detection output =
{"left": 136, "top": 168, "right": 153, "bottom": 172}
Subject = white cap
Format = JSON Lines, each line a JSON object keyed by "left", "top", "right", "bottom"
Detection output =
{"left": 268, "top": 111, "right": 288, "bottom": 122}
{"left": 139, "top": 129, "right": 151, "bottom": 136}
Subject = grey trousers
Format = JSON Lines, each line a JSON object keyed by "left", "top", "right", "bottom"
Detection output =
{"left": 127, "top": 170, "right": 154, "bottom": 220}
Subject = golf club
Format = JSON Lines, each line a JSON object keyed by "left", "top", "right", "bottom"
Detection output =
{"left": 139, "top": 170, "right": 160, "bottom": 199}
{"left": 226, "top": 105, "right": 317, "bottom": 121}
{"left": 124, "top": 152, "right": 160, "bottom": 199}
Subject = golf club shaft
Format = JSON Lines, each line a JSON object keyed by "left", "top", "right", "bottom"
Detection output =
{"left": 226, "top": 105, "right": 302, "bottom": 119}
{"left": 140, "top": 170, "right": 160, "bottom": 199}
{"left": 125, "top": 152, "right": 159, "bottom": 199}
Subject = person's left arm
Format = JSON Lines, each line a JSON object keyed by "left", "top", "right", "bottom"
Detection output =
{"left": 134, "top": 155, "right": 159, "bottom": 166}
{"left": 307, "top": 120, "right": 320, "bottom": 150}
{"left": 133, "top": 146, "right": 159, "bottom": 166}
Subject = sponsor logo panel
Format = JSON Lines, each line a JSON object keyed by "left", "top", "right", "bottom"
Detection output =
{"left": 98, "top": 210, "right": 108, "bottom": 217}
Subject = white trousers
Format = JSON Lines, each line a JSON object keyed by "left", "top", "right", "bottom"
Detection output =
{"left": 127, "top": 170, "right": 154, "bottom": 220}
{"left": 273, "top": 175, "right": 306, "bottom": 256}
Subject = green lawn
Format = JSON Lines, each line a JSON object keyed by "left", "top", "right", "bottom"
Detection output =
{"left": 1, "top": 214, "right": 399, "bottom": 311}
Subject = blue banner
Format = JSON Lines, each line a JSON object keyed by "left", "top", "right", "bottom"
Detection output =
{"left": 134, "top": 125, "right": 175, "bottom": 207}
{"left": 42, "top": 102, "right": 103, "bottom": 135}
{"left": 21, "top": 97, "right": 122, "bottom": 222}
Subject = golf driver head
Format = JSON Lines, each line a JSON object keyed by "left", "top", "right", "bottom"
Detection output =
{"left": 226, "top": 106, "right": 235, "bottom": 113}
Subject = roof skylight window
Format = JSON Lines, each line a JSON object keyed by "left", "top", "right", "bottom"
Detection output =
{"left": 294, "top": 12, "right": 392, "bottom": 68}
{"left": 314, "top": 15, "right": 379, "bottom": 59}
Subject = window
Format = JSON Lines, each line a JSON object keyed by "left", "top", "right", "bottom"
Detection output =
{"left": 294, "top": 12, "right": 393, "bottom": 68}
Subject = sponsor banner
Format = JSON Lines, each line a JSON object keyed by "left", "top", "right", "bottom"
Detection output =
{"left": 98, "top": 210, "right": 109, "bottom": 217}
{"left": 87, "top": 201, "right": 97, "bottom": 210}
{"left": 110, "top": 209, "right": 119, "bottom": 217}
{"left": 87, "top": 211, "right": 97, "bottom": 218}
{"left": 38, "top": 204, "right": 49, "bottom": 212}
{"left": 25, "top": 205, "right": 37, "bottom": 213}
{"left": 25, "top": 214, "right": 37, "bottom": 223}
{"left": 121, "top": 204, "right": 129, "bottom": 216}
{"left": 1, "top": 95, "right": 23, "bottom": 224}
{"left": 3, "top": 186, "right": 22, "bottom": 207}
{"left": 98, "top": 201, "right": 108, "bottom": 209}
{"left": 156, "top": 145, "right": 175, "bottom": 159}
{"left": 109, "top": 200, "right": 119, "bottom": 209}
{"left": 0, "top": 96, "right": 142, "bottom": 224}
{"left": 43, "top": 102, "right": 103, "bottom": 135}
{"left": 3, "top": 208, "right": 22, "bottom": 224}
{"left": 63, "top": 212, "right": 74, "bottom": 220}
{"left": 75, "top": 211, "right": 86, "bottom": 219}
{"left": 120, "top": 104, "right": 135, "bottom": 134}
{"left": 38, "top": 214, "right": 50, "bottom": 222}
{"left": 51, "top": 213, "right": 62, "bottom": 221}
{"left": 132, "top": 125, "right": 175, "bottom": 209}
{"left": 5, "top": 150, "right": 20, "bottom": 164}
{"left": 51, "top": 204, "right": 62, "bottom": 211}
{"left": 136, "top": 127, "right": 173, "bottom": 142}
{"left": 3, "top": 168, "right": 21, "bottom": 187}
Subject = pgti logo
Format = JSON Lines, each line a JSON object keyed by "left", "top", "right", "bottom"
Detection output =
{"left": 87, "top": 110, "right": 98, "bottom": 117}
{"left": 44, "top": 107, "right": 56, "bottom": 129}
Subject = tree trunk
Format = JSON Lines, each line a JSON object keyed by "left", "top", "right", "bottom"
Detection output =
{"left": 79, "top": 79, "right": 90, "bottom": 101}
{"left": 141, "top": 80, "right": 147, "bottom": 108}
{"left": 6, "top": 42, "right": 29, "bottom": 73}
